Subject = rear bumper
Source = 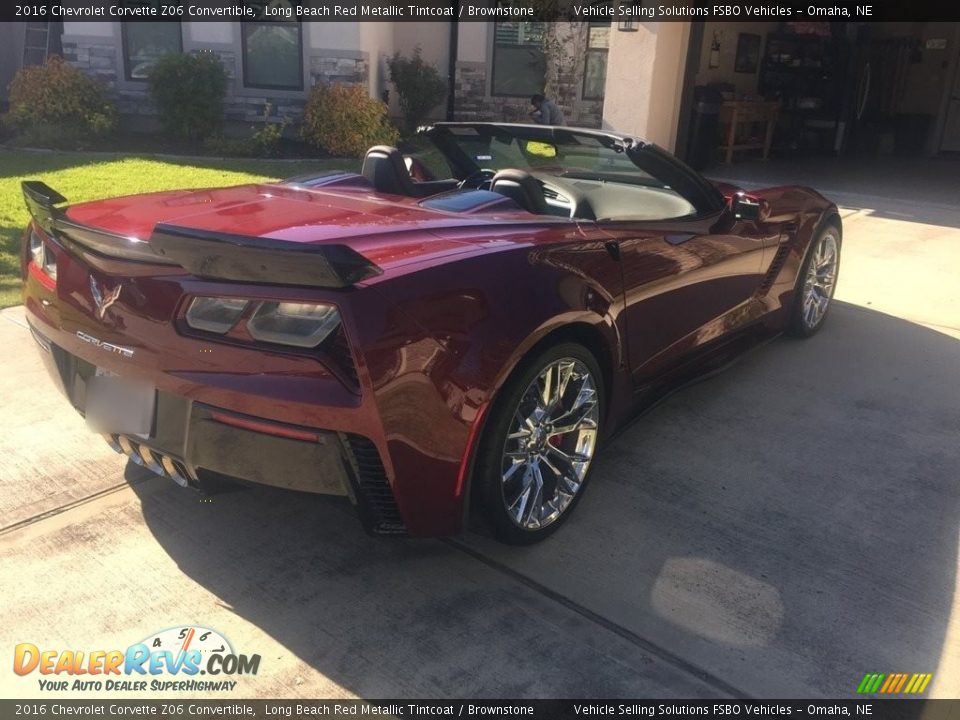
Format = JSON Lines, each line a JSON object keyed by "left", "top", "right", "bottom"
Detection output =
{"left": 29, "top": 323, "right": 407, "bottom": 535}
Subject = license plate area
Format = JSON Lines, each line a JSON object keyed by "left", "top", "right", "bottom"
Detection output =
{"left": 85, "top": 369, "right": 155, "bottom": 437}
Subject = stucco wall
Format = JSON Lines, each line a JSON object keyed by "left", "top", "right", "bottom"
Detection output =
{"left": 602, "top": 22, "right": 691, "bottom": 151}
{"left": 389, "top": 21, "right": 451, "bottom": 120}
{"left": 359, "top": 22, "right": 394, "bottom": 100}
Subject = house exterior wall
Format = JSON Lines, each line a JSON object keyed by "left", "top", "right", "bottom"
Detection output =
{"left": 59, "top": 21, "right": 373, "bottom": 125}
{"left": 453, "top": 22, "right": 604, "bottom": 127}
{"left": 55, "top": 20, "right": 615, "bottom": 132}
{"left": 0, "top": 22, "right": 26, "bottom": 106}
{"left": 390, "top": 21, "right": 451, "bottom": 120}
{"left": 602, "top": 22, "right": 691, "bottom": 151}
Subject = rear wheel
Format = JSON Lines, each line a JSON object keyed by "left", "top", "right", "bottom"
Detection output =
{"left": 476, "top": 342, "right": 604, "bottom": 545}
{"left": 788, "top": 224, "right": 841, "bottom": 337}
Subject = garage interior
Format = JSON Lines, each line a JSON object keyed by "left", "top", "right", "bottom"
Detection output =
{"left": 682, "top": 21, "right": 960, "bottom": 205}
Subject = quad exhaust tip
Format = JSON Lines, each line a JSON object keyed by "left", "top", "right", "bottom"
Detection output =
{"left": 102, "top": 434, "right": 191, "bottom": 487}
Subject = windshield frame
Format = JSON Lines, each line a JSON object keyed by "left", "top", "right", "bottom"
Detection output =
{"left": 420, "top": 122, "right": 726, "bottom": 218}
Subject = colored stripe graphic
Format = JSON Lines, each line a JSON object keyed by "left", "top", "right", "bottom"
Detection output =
{"left": 857, "top": 673, "right": 933, "bottom": 694}
{"left": 894, "top": 674, "right": 909, "bottom": 693}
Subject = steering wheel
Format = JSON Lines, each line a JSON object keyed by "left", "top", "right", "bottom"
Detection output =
{"left": 458, "top": 169, "right": 496, "bottom": 190}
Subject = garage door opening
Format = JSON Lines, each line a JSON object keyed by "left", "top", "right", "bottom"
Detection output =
{"left": 680, "top": 20, "right": 960, "bottom": 201}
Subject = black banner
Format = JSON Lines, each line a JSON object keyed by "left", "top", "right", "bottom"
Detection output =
{"left": 0, "top": 700, "right": 950, "bottom": 720}
{"left": 2, "top": 0, "right": 960, "bottom": 22}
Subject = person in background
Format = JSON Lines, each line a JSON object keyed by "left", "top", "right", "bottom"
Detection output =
{"left": 529, "top": 94, "right": 566, "bottom": 126}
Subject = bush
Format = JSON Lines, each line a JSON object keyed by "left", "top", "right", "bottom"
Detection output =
{"left": 7, "top": 56, "right": 117, "bottom": 139}
{"left": 10, "top": 123, "right": 90, "bottom": 150}
{"left": 201, "top": 134, "right": 250, "bottom": 158}
{"left": 387, "top": 46, "right": 447, "bottom": 134}
{"left": 301, "top": 83, "right": 399, "bottom": 157}
{"left": 249, "top": 103, "right": 290, "bottom": 157}
{"left": 147, "top": 51, "right": 227, "bottom": 142}
{"left": 202, "top": 104, "right": 291, "bottom": 158}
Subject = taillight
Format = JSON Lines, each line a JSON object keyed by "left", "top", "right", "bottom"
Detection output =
{"left": 29, "top": 229, "right": 57, "bottom": 283}
{"left": 185, "top": 297, "right": 249, "bottom": 334}
{"left": 184, "top": 297, "right": 341, "bottom": 349}
{"left": 29, "top": 230, "right": 44, "bottom": 266}
{"left": 247, "top": 302, "right": 341, "bottom": 348}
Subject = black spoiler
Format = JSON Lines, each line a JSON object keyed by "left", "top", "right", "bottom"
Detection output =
{"left": 21, "top": 180, "right": 382, "bottom": 288}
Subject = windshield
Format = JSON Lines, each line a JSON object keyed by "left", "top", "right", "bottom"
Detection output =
{"left": 434, "top": 124, "right": 642, "bottom": 175}
{"left": 417, "top": 123, "right": 725, "bottom": 219}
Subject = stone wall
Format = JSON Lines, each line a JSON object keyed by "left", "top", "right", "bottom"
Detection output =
{"left": 61, "top": 38, "right": 371, "bottom": 125}
{"left": 453, "top": 24, "right": 605, "bottom": 128}
{"left": 453, "top": 62, "right": 532, "bottom": 123}
{"left": 310, "top": 55, "right": 368, "bottom": 88}
{"left": 454, "top": 61, "right": 603, "bottom": 128}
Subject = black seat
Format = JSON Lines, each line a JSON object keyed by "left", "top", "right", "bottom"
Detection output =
{"left": 361, "top": 145, "right": 420, "bottom": 197}
{"left": 490, "top": 169, "right": 548, "bottom": 215}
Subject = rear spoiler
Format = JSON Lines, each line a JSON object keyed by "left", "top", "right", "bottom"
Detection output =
{"left": 22, "top": 180, "right": 67, "bottom": 236}
{"left": 21, "top": 180, "right": 382, "bottom": 288}
{"left": 149, "top": 224, "right": 381, "bottom": 287}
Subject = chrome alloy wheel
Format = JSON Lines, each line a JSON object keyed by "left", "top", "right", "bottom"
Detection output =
{"left": 500, "top": 358, "right": 599, "bottom": 531}
{"left": 801, "top": 232, "right": 839, "bottom": 329}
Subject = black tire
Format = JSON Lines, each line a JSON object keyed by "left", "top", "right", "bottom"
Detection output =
{"left": 787, "top": 222, "right": 842, "bottom": 338}
{"left": 475, "top": 342, "right": 605, "bottom": 545}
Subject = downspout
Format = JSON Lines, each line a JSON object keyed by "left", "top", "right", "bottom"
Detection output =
{"left": 447, "top": 7, "right": 459, "bottom": 121}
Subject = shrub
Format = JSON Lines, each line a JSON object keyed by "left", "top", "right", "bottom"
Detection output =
{"left": 250, "top": 103, "right": 290, "bottom": 157}
{"left": 201, "top": 134, "right": 250, "bottom": 158}
{"left": 202, "top": 104, "right": 291, "bottom": 158}
{"left": 11, "top": 123, "right": 89, "bottom": 150}
{"left": 301, "top": 83, "right": 399, "bottom": 157}
{"left": 386, "top": 46, "right": 448, "bottom": 134}
{"left": 7, "top": 56, "right": 117, "bottom": 139}
{"left": 147, "top": 51, "right": 227, "bottom": 142}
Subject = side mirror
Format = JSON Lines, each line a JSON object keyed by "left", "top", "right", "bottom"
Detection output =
{"left": 732, "top": 193, "right": 768, "bottom": 222}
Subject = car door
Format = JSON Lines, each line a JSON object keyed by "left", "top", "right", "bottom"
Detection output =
{"left": 598, "top": 212, "right": 771, "bottom": 387}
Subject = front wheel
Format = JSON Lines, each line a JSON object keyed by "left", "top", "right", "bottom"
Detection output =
{"left": 787, "top": 224, "right": 841, "bottom": 337}
{"left": 476, "top": 343, "right": 604, "bottom": 545}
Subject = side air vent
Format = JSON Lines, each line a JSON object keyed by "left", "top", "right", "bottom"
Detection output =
{"left": 342, "top": 434, "right": 406, "bottom": 535}
{"left": 758, "top": 242, "right": 792, "bottom": 295}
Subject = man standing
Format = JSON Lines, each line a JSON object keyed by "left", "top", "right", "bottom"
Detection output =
{"left": 529, "top": 94, "right": 566, "bottom": 126}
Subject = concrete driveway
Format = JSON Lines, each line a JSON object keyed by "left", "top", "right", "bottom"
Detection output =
{"left": 1, "top": 196, "right": 959, "bottom": 700}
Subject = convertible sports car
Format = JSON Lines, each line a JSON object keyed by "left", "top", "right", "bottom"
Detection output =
{"left": 20, "top": 122, "right": 841, "bottom": 544}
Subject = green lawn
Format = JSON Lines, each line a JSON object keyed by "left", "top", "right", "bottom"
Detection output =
{"left": 0, "top": 151, "right": 358, "bottom": 308}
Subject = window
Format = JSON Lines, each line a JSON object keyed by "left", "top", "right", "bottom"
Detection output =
{"left": 491, "top": 22, "right": 547, "bottom": 97}
{"left": 122, "top": 22, "right": 182, "bottom": 81}
{"left": 583, "top": 22, "right": 610, "bottom": 100}
{"left": 241, "top": 22, "right": 303, "bottom": 90}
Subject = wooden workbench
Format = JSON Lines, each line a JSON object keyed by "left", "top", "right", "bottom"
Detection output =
{"left": 719, "top": 101, "right": 780, "bottom": 163}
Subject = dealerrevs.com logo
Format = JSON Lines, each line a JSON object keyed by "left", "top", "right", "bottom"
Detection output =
{"left": 13, "top": 625, "right": 261, "bottom": 692}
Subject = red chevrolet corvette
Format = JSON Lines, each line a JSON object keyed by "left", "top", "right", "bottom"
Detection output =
{"left": 20, "top": 123, "right": 841, "bottom": 543}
